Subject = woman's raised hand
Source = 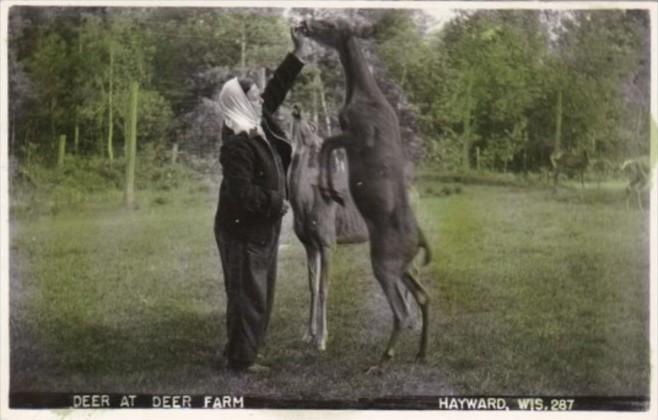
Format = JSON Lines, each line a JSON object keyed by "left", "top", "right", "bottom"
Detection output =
{"left": 291, "top": 25, "right": 311, "bottom": 62}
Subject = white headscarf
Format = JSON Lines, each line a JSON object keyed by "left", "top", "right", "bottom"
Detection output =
{"left": 218, "top": 77, "right": 265, "bottom": 138}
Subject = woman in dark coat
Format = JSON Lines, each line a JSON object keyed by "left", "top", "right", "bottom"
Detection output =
{"left": 214, "top": 27, "right": 308, "bottom": 373}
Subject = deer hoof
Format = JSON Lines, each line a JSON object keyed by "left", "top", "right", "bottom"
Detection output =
{"left": 312, "top": 335, "right": 327, "bottom": 351}
{"left": 316, "top": 341, "right": 326, "bottom": 352}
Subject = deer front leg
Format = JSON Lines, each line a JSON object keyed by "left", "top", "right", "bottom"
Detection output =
{"left": 318, "top": 133, "right": 351, "bottom": 206}
{"left": 304, "top": 246, "right": 320, "bottom": 343}
{"left": 314, "top": 245, "right": 331, "bottom": 351}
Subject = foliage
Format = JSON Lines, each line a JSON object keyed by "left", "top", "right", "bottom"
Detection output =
{"left": 7, "top": 7, "right": 651, "bottom": 174}
{"left": 11, "top": 153, "right": 202, "bottom": 216}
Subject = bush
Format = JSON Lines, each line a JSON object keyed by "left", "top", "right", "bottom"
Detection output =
{"left": 10, "top": 152, "right": 206, "bottom": 216}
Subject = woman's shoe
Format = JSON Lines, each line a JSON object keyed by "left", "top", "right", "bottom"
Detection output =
{"left": 228, "top": 362, "right": 271, "bottom": 374}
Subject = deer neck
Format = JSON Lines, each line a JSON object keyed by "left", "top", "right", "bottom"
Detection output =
{"left": 337, "top": 36, "right": 381, "bottom": 103}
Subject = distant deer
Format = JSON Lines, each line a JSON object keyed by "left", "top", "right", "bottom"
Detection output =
{"left": 287, "top": 105, "right": 367, "bottom": 351}
{"left": 301, "top": 18, "right": 432, "bottom": 371}
{"left": 550, "top": 149, "right": 590, "bottom": 190}
{"left": 589, "top": 158, "right": 615, "bottom": 189}
{"left": 621, "top": 156, "right": 650, "bottom": 210}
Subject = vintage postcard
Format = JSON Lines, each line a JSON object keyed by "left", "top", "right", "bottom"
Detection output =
{"left": 1, "top": 0, "right": 656, "bottom": 419}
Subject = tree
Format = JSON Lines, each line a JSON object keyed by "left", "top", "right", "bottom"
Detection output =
{"left": 9, "top": 6, "right": 649, "bottom": 178}
{"left": 428, "top": 10, "right": 547, "bottom": 171}
{"left": 26, "top": 30, "right": 71, "bottom": 161}
{"left": 8, "top": 9, "right": 35, "bottom": 158}
{"left": 550, "top": 10, "right": 647, "bottom": 160}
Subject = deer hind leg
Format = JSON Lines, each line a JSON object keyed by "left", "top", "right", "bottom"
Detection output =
{"left": 636, "top": 189, "right": 644, "bottom": 211}
{"left": 625, "top": 185, "right": 632, "bottom": 210}
{"left": 552, "top": 168, "right": 559, "bottom": 192}
{"left": 578, "top": 171, "right": 586, "bottom": 200}
{"left": 314, "top": 244, "right": 331, "bottom": 351}
{"left": 364, "top": 259, "right": 412, "bottom": 373}
{"left": 303, "top": 245, "right": 321, "bottom": 344}
{"left": 635, "top": 178, "right": 650, "bottom": 211}
{"left": 402, "top": 271, "right": 430, "bottom": 362}
{"left": 364, "top": 317, "right": 401, "bottom": 376}
{"left": 318, "top": 133, "right": 350, "bottom": 206}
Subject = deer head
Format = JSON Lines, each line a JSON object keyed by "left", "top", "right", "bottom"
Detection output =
{"left": 300, "top": 18, "right": 374, "bottom": 48}
{"left": 291, "top": 104, "right": 321, "bottom": 156}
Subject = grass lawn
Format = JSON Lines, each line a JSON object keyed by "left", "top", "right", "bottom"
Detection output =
{"left": 9, "top": 179, "right": 651, "bottom": 398}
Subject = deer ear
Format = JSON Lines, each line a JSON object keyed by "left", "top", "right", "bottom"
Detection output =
{"left": 292, "top": 104, "right": 301, "bottom": 119}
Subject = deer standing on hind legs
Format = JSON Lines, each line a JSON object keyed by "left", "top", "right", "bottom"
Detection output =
{"left": 300, "top": 19, "right": 432, "bottom": 373}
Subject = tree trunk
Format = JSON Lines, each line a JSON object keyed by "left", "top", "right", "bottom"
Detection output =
{"left": 462, "top": 75, "right": 473, "bottom": 172}
{"left": 57, "top": 134, "right": 66, "bottom": 167}
{"left": 171, "top": 142, "right": 179, "bottom": 164}
{"left": 590, "top": 133, "right": 596, "bottom": 154}
{"left": 522, "top": 118, "right": 529, "bottom": 176}
{"left": 475, "top": 146, "right": 480, "bottom": 171}
{"left": 107, "top": 41, "right": 115, "bottom": 163}
{"left": 74, "top": 28, "right": 82, "bottom": 155}
{"left": 312, "top": 81, "right": 319, "bottom": 128}
{"left": 633, "top": 111, "right": 643, "bottom": 156}
{"left": 124, "top": 81, "right": 139, "bottom": 208}
{"left": 24, "top": 128, "right": 32, "bottom": 165}
{"left": 316, "top": 72, "right": 332, "bottom": 136}
{"left": 50, "top": 97, "right": 56, "bottom": 148}
{"left": 97, "top": 114, "right": 104, "bottom": 157}
{"left": 634, "top": 111, "right": 641, "bottom": 139}
{"left": 240, "top": 28, "right": 247, "bottom": 77}
{"left": 554, "top": 89, "right": 562, "bottom": 154}
{"left": 10, "top": 108, "right": 15, "bottom": 154}
{"left": 256, "top": 67, "right": 266, "bottom": 91}
{"left": 74, "top": 124, "right": 79, "bottom": 154}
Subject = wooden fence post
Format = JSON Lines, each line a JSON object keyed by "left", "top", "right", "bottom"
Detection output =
{"left": 57, "top": 134, "right": 66, "bottom": 167}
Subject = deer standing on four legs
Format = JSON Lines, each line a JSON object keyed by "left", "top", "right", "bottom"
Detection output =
{"left": 621, "top": 156, "right": 650, "bottom": 210}
{"left": 589, "top": 157, "right": 615, "bottom": 189}
{"left": 300, "top": 19, "right": 432, "bottom": 372}
{"left": 288, "top": 105, "right": 366, "bottom": 351}
{"left": 550, "top": 149, "right": 590, "bottom": 190}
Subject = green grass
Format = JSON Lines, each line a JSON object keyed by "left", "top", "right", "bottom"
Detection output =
{"left": 10, "top": 178, "right": 650, "bottom": 398}
{"left": 416, "top": 183, "right": 650, "bottom": 395}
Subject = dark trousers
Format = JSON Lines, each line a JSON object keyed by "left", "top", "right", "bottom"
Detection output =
{"left": 215, "top": 222, "right": 281, "bottom": 367}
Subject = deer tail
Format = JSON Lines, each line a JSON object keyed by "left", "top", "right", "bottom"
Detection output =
{"left": 417, "top": 227, "right": 432, "bottom": 266}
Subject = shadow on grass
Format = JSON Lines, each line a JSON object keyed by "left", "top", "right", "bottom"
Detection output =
{"left": 11, "top": 308, "right": 225, "bottom": 389}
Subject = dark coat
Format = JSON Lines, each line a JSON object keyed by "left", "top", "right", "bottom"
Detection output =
{"left": 214, "top": 53, "right": 304, "bottom": 244}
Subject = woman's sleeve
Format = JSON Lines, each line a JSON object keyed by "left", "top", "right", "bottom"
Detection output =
{"left": 220, "top": 141, "right": 283, "bottom": 218}
{"left": 261, "top": 53, "right": 304, "bottom": 114}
